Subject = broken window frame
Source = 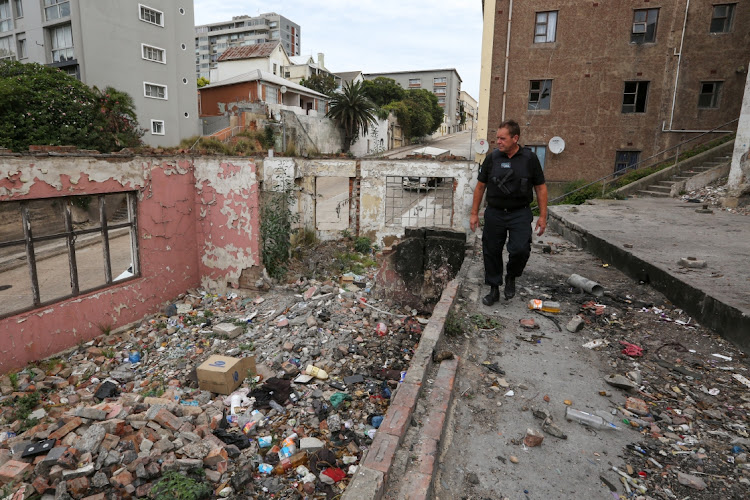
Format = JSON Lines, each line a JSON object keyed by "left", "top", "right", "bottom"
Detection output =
{"left": 528, "top": 79, "right": 552, "bottom": 110}
{"left": 622, "top": 81, "right": 649, "bottom": 113}
{"left": 615, "top": 150, "right": 641, "bottom": 175}
{"left": 698, "top": 81, "right": 722, "bottom": 109}
{"left": 0, "top": 192, "right": 140, "bottom": 320}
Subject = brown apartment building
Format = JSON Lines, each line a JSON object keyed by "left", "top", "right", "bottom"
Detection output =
{"left": 481, "top": 0, "right": 749, "bottom": 187}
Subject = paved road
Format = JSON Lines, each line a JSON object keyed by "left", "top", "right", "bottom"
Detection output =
{"left": 382, "top": 130, "right": 476, "bottom": 160}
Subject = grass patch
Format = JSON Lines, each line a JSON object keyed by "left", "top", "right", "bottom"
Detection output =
{"left": 151, "top": 470, "right": 212, "bottom": 500}
{"left": 469, "top": 314, "right": 502, "bottom": 330}
{"left": 335, "top": 251, "right": 377, "bottom": 275}
{"left": 444, "top": 310, "right": 468, "bottom": 337}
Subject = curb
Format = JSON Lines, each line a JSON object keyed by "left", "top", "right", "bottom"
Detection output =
{"left": 548, "top": 209, "right": 750, "bottom": 350}
{"left": 342, "top": 279, "right": 461, "bottom": 500}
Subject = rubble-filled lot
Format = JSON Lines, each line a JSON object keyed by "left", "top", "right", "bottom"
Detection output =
{"left": 436, "top": 236, "right": 749, "bottom": 500}
{"left": 0, "top": 241, "right": 426, "bottom": 499}
{"left": 680, "top": 177, "right": 750, "bottom": 216}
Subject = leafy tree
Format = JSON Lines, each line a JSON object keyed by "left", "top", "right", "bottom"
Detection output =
{"left": 384, "top": 89, "right": 443, "bottom": 140}
{"left": 361, "top": 77, "right": 406, "bottom": 107}
{"left": 0, "top": 61, "right": 143, "bottom": 152}
{"left": 197, "top": 77, "right": 210, "bottom": 88}
{"left": 326, "top": 81, "right": 377, "bottom": 152}
{"left": 300, "top": 74, "right": 337, "bottom": 96}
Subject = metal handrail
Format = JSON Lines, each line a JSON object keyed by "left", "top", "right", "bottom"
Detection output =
{"left": 548, "top": 117, "right": 739, "bottom": 205}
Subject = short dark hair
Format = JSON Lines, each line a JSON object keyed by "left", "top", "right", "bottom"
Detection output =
{"left": 498, "top": 120, "right": 521, "bottom": 138}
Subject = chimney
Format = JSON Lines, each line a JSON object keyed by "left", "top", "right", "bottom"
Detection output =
{"left": 317, "top": 53, "right": 325, "bottom": 69}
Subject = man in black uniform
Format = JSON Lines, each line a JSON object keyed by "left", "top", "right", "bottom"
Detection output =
{"left": 470, "top": 120, "right": 548, "bottom": 305}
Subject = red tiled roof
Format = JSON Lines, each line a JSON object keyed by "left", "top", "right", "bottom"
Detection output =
{"left": 217, "top": 42, "right": 281, "bottom": 62}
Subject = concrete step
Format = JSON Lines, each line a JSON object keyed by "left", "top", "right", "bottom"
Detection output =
{"left": 672, "top": 176, "right": 693, "bottom": 180}
{"left": 656, "top": 181, "right": 677, "bottom": 186}
{"left": 638, "top": 190, "right": 671, "bottom": 197}
{"left": 647, "top": 185, "right": 673, "bottom": 193}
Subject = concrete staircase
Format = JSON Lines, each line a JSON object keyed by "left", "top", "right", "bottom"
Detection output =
{"left": 635, "top": 142, "right": 733, "bottom": 198}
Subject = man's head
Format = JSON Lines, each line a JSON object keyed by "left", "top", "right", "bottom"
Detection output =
{"left": 496, "top": 120, "right": 520, "bottom": 154}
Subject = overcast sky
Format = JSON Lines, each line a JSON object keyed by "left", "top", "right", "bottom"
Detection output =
{"left": 193, "top": 0, "right": 483, "bottom": 100}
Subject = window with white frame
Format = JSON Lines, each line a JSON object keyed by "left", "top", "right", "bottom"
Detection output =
{"left": 534, "top": 11, "right": 557, "bottom": 43}
{"left": 698, "top": 81, "right": 722, "bottom": 109}
{"left": 408, "top": 78, "right": 421, "bottom": 87}
{"left": 433, "top": 76, "right": 447, "bottom": 86}
{"left": 144, "top": 82, "right": 167, "bottom": 99}
{"left": 0, "top": 35, "right": 13, "bottom": 60}
{"left": 0, "top": 1, "right": 12, "bottom": 33}
{"left": 710, "top": 4, "right": 735, "bottom": 33}
{"left": 151, "top": 120, "right": 165, "bottom": 135}
{"left": 138, "top": 4, "right": 163, "bottom": 27}
{"left": 141, "top": 44, "right": 165, "bottom": 63}
{"left": 43, "top": 0, "right": 69, "bottom": 22}
{"left": 16, "top": 36, "right": 25, "bottom": 58}
{"left": 13, "top": 0, "right": 21, "bottom": 18}
{"left": 50, "top": 24, "right": 74, "bottom": 62}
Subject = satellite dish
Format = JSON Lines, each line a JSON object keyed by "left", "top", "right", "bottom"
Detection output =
{"left": 549, "top": 136, "right": 565, "bottom": 154}
{"left": 474, "top": 139, "right": 489, "bottom": 155}
{"left": 280, "top": 85, "right": 288, "bottom": 94}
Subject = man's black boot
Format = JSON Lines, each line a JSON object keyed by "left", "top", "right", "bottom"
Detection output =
{"left": 482, "top": 286, "right": 500, "bottom": 306}
{"left": 504, "top": 276, "right": 516, "bottom": 300}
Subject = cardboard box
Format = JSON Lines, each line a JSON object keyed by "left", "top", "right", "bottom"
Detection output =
{"left": 197, "top": 355, "right": 256, "bottom": 395}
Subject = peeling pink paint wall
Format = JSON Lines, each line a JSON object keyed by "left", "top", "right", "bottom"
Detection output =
{"left": 0, "top": 156, "right": 260, "bottom": 374}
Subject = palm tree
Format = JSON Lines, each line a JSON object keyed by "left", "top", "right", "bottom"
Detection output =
{"left": 326, "top": 81, "right": 377, "bottom": 152}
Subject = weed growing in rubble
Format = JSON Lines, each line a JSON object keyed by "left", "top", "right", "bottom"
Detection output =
{"left": 151, "top": 470, "right": 211, "bottom": 500}
{"left": 2, "top": 391, "right": 41, "bottom": 432}
{"left": 8, "top": 372, "right": 18, "bottom": 391}
{"left": 354, "top": 236, "right": 372, "bottom": 254}
{"left": 444, "top": 310, "right": 467, "bottom": 337}
{"left": 261, "top": 180, "right": 300, "bottom": 280}
{"left": 335, "top": 252, "right": 376, "bottom": 275}
{"left": 239, "top": 343, "right": 254, "bottom": 352}
{"left": 102, "top": 348, "right": 116, "bottom": 359}
{"left": 97, "top": 322, "right": 113, "bottom": 335}
{"left": 470, "top": 314, "right": 502, "bottom": 330}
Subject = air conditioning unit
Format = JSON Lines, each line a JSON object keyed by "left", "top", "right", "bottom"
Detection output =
{"left": 632, "top": 22, "right": 647, "bottom": 34}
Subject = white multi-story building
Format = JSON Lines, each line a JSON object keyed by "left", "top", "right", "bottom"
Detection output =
{"left": 195, "top": 12, "right": 300, "bottom": 81}
{"left": 0, "top": 0, "right": 199, "bottom": 147}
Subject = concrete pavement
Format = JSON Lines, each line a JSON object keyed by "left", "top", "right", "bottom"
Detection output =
{"left": 549, "top": 196, "right": 750, "bottom": 350}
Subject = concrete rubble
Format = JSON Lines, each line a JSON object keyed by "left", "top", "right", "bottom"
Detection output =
{"left": 0, "top": 268, "right": 427, "bottom": 498}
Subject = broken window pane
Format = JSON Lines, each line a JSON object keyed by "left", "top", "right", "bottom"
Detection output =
{"left": 0, "top": 249, "right": 31, "bottom": 317}
{"left": 74, "top": 235, "right": 107, "bottom": 293}
{"left": 622, "top": 81, "right": 649, "bottom": 113}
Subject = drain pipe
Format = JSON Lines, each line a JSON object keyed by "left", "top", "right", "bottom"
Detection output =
{"left": 501, "top": 0, "right": 513, "bottom": 121}
{"left": 666, "top": 0, "right": 690, "bottom": 132}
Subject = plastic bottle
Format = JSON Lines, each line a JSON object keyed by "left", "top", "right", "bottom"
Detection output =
{"left": 273, "top": 451, "right": 308, "bottom": 476}
{"left": 528, "top": 299, "right": 561, "bottom": 313}
{"left": 230, "top": 394, "right": 243, "bottom": 415}
{"left": 269, "top": 400, "right": 286, "bottom": 414}
{"left": 565, "top": 407, "right": 620, "bottom": 430}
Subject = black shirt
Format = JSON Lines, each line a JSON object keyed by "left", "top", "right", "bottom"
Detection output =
{"left": 478, "top": 147, "right": 545, "bottom": 210}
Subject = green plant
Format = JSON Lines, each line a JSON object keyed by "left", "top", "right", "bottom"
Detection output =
{"left": 97, "top": 322, "right": 113, "bottom": 335}
{"left": 151, "top": 470, "right": 211, "bottom": 500}
{"left": 196, "top": 77, "right": 210, "bottom": 88}
{"left": 285, "top": 142, "right": 297, "bottom": 157}
{"left": 297, "top": 227, "right": 318, "bottom": 247}
{"left": 444, "top": 311, "right": 467, "bottom": 337}
{"left": 8, "top": 372, "right": 18, "bottom": 391}
{"left": 261, "top": 125, "right": 276, "bottom": 150}
{"left": 354, "top": 236, "right": 372, "bottom": 254}
{"left": 12, "top": 391, "right": 40, "bottom": 422}
{"left": 326, "top": 80, "right": 377, "bottom": 152}
{"left": 239, "top": 343, "right": 254, "bottom": 352}
{"left": 70, "top": 195, "right": 92, "bottom": 210}
{"left": 335, "top": 251, "right": 377, "bottom": 275}
{"left": 260, "top": 178, "right": 300, "bottom": 280}
{"left": 470, "top": 314, "right": 502, "bottom": 330}
{"left": 340, "top": 229, "right": 353, "bottom": 240}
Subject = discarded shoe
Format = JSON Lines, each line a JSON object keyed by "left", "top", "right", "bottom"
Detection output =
{"left": 504, "top": 276, "right": 516, "bottom": 300}
{"left": 482, "top": 286, "right": 500, "bottom": 306}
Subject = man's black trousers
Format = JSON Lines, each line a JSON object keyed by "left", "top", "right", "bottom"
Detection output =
{"left": 482, "top": 205, "right": 533, "bottom": 286}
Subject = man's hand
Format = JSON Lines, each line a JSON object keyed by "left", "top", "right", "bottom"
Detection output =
{"left": 535, "top": 216, "right": 547, "bottom": 236}
{"left": 470, "top": 213, "right": 480, "bottom": 232}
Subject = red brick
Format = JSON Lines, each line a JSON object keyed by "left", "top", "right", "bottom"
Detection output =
{"left": 67, "top": 476, "right": 90, "bottom": 497}
{"left": 0, "top": 460, "right": 32, "bottom": 483}
{"left": 153, "top": 408, "right": 182, "bottom": 431}
{"left": 32, "top": 476, "right": 51, "bottom": 494}
{"left": 378, "top": 404, "right": 411, "bottom": 443}
{"left": 416, "top": 437, "right": 439, "bottom": 476}
{"left": 391, "top": 382, "right": 421, "bottom": 412}
{"left": 422, "top": 405, "right": 449, "bottom": 442}
{"left": 49, "top": 417, "right": 83, "bottom": 440}
{"left": 100, "top": 433, "right": 120, "bottom": 451}
{"left": 362, "top": 433, "right": 399, "bottom": 477}
{"left": 398, "top": 471, "right": 432, "bottom": 500}
{"left": 432, "top": 358, "right": 458, "bottom": 393}
{"left": 110, "top": 470, "right": 133, "bottom": 488}
{"left": 203, "top": 447, "right": 228, "bottom": 468}
{"left": 82, "top": 494, "right": 106, "bottom": 500}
